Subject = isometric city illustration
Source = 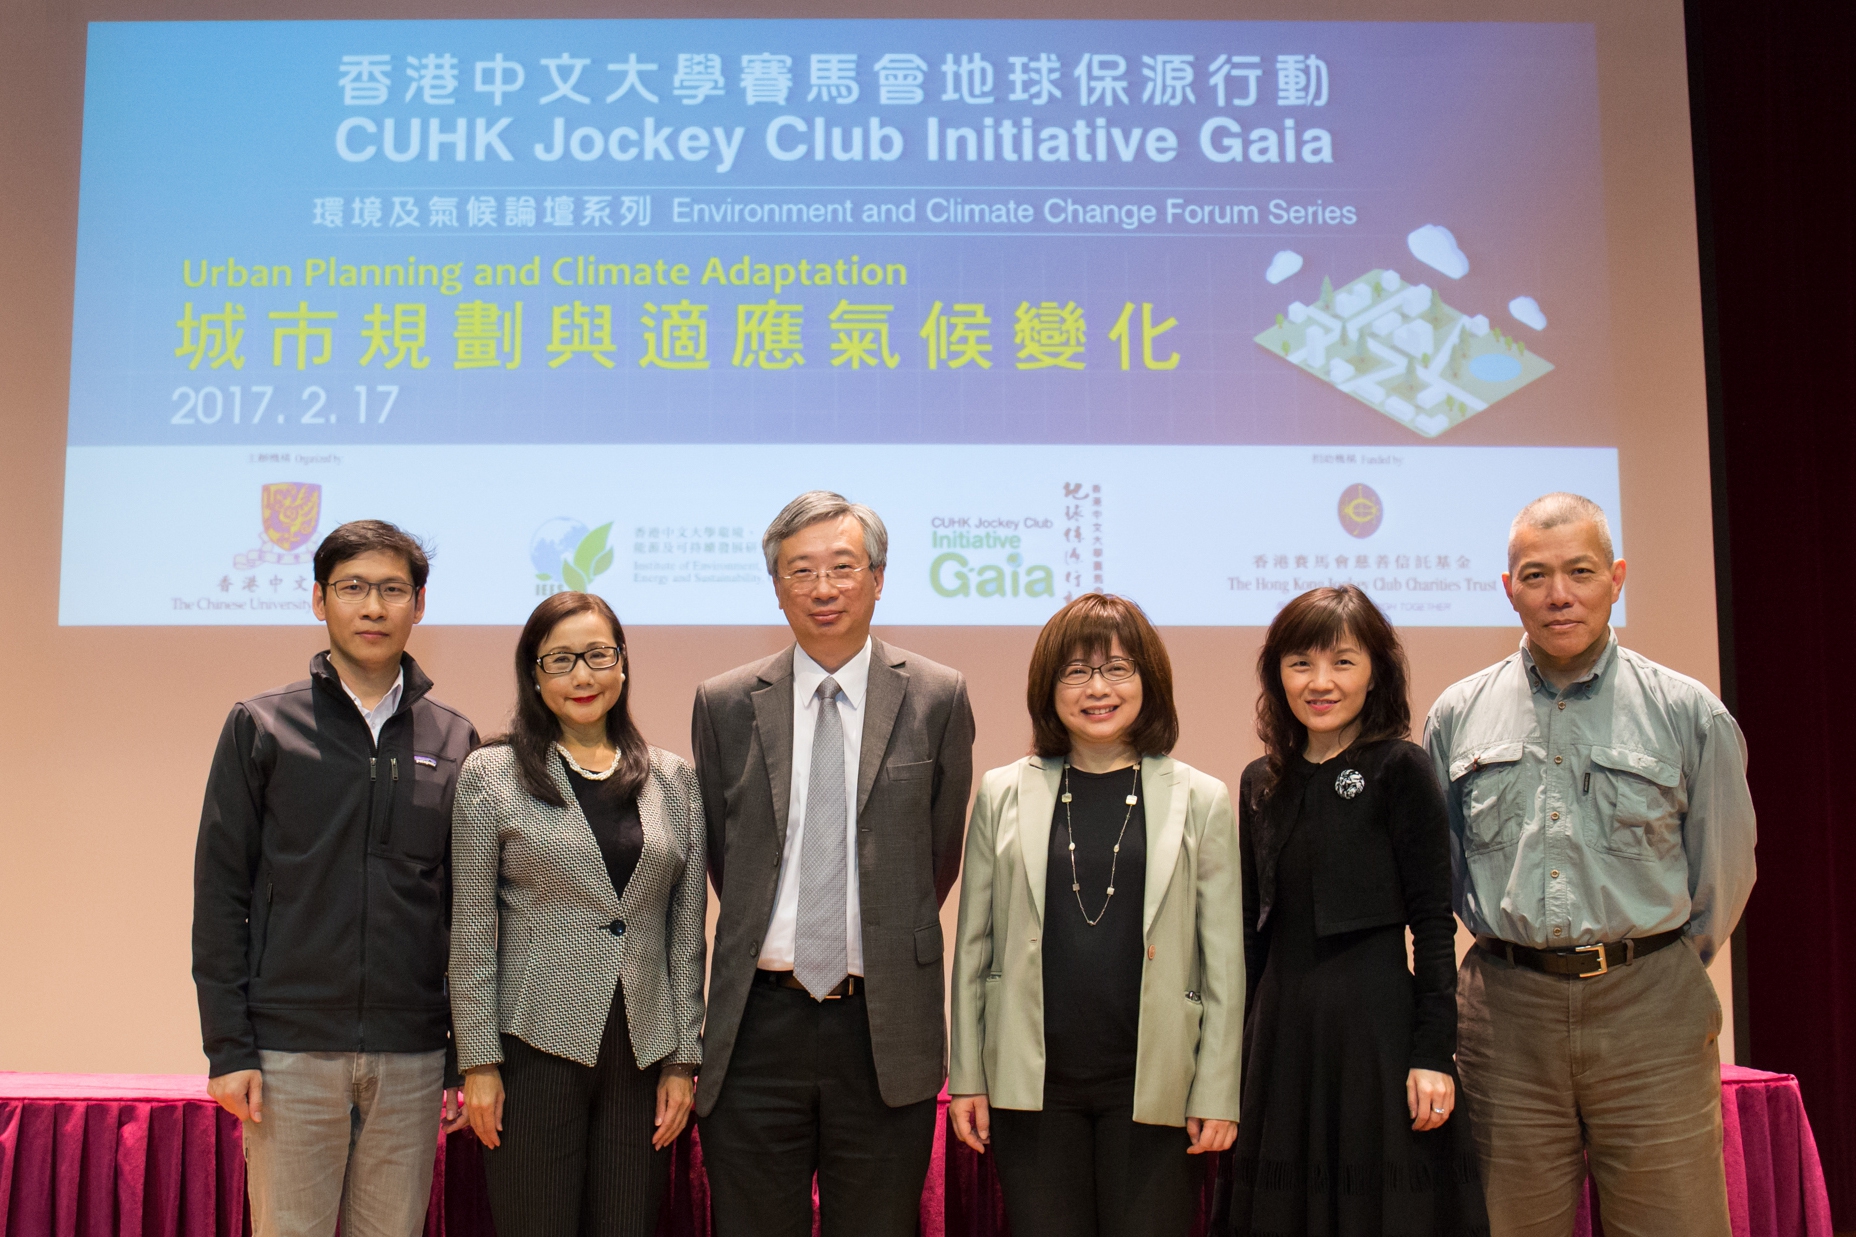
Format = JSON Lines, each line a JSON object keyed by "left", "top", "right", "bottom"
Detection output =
{"left": 1255, "top": 264, "right": 1554, "bottom": 438}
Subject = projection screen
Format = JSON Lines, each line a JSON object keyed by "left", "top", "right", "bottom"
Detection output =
{"left": 64, "top": 18, "right": 1621, "bottom": 628}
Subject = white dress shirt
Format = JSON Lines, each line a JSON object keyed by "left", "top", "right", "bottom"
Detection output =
{"left": 341, "top": 667, "right": 404, "bottom": 746}
{"left": 758, "top": 638, "right": 870, "bottom": 975}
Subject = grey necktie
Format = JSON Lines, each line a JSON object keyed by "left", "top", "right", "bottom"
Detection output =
{"left": 794, "top": 676, "right": 849, "bottom": 1000}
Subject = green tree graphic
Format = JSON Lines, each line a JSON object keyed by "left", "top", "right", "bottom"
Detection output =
{"left": 561, "top": 522, "right": 616, "bottom": 592}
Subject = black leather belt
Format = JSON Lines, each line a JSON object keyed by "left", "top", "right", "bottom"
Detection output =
{"left": 1477, "top": 928, "right": 1685, "bottom": 979}
{"left": 756, "top": 969, "right": 860, "bottom": 999}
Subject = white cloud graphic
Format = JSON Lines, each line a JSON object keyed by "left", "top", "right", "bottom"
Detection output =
{"left": 1406, "top": 224, "right": 1470, "bottom": 280}
{"left": 1265, "top": 250, "right": 1304, "bottom": 285}
{"left": 1508, "top": 296, "right": 1548, "bottom": 331}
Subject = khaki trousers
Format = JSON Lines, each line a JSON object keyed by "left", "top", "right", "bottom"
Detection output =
{"left": 1456, "top": 939, "right": 1730, "bottom": 1237}
{"left": 243, "top": 1049, "right": 445, "bottom": 1237}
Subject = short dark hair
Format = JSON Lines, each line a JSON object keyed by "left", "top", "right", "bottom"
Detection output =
{"left": 491, "top": 591, "right": 650, "bottom": 807}
{"left": 1253, "top": 585, "right": 1411, "bottom": 803}
{"left": 1027, "top": 593, "right": 1179, "bottom": 759}
{"left": 313, "top": 520, "right": 431, "bottom": 590}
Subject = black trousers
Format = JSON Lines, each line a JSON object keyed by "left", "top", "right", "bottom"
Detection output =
{"left": 989, "top": 1074, "right": 1196, "bottom": 1237}
{"left": 700, "top": 980, "right": 937, "bottom": 1237}
{"left": 480, "top": 985, "right": 668, "bottom": 1237}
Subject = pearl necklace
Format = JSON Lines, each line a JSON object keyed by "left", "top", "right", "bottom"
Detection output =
{"left": 1060, "top": 762, "right": 1141, "bottom": 927}
{"left": 556, "top": 743, "right": 621, "bottom": 781}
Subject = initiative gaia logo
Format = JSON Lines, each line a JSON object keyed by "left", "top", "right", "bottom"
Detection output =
{"left": 928, "top": 517, "right": 1058, "bottom": 600}
{"left": 530, "top": 518, "right": 615, "bottom": 595}
{"left": 929, "top": 550, "right": 1056, "bottom": 598}
{"left": 234, "top": 482, "right": 322, "bottom": 570}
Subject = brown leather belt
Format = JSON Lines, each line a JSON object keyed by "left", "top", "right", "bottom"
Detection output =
{"left": 756, "top": 969, "right": 861, "bottom": 999}
{"left": 1477, "top": 928, "right": 1685, "bottom": 979}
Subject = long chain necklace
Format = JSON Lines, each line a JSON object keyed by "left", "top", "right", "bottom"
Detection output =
{"left": 1060, "top": 762, "right": 1142, "bottom": 926}
{"left": 556, "top": 742, "right": 621, "bottom": 781}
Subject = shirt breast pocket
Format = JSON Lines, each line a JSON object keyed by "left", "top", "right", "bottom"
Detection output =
{"left": 1449, "top": 740, "right": 1526, "bottom": 855}
{"left": 1585, "top": 745, "right": 1684, "bottom": 860}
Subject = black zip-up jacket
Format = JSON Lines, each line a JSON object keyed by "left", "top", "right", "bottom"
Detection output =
{"left": 192, "top": 652, "right": 478, "bottom": 1075}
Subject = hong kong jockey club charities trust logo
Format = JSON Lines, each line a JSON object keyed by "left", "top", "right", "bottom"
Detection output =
{"left": 234, "top": 483, "right": 321, "bottom": 569}
{"left": 531, "top": 518, "right": 615, "bottom": 595}
{"left": 1337, "top": 484, "right": 1384, "bottom": 539}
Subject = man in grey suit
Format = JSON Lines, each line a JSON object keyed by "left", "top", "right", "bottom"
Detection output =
{"left": 691, "top": 490, "right": 976, "bottom": 1237}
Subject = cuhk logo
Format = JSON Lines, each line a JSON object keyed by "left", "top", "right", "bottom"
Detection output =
{"left": 531, "top": 518, "right": 615, "bottom": 595}
{"left": 1337, "top": 484, "right": 1384, "bottom": 539}
{"left": 235, "top": 482, "right": 321, "bottom": 569}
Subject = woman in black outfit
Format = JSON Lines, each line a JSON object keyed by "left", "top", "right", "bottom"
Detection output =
{"left": 1228, "top": 586, "right": 1487, "bottom": 1236}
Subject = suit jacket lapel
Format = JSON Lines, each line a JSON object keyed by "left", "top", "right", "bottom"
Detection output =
{"left": 622, "top": 756, "right": 670, "bottom": 913}
{"left": 1018, "top": 756, "right": 1061, "bottom": 926}
{"left": 1142, "top": 755, "right": 1188, "bottom": 936}
{"left": 856, "top": 639, "right": 907, "bottom": 815}
{"left": 751, "top": 647, "right": 797, "bottom": 848}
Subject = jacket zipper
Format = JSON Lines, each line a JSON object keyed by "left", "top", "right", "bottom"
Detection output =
{"left": 360, "top": 753, "right": 374, "bottom": 1048}
{"left": 359, "top": 719, "right": 405, "bottom": 1051}
{"left": 380, "top": 756, "right": 400, "bottom": 849}
{"left": 312, "top": 661, "right": 423, "bottom": 1056}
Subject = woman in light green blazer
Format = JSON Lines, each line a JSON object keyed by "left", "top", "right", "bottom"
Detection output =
{"left": 949, "top": 593, "right": 1243, "bottom": 1237}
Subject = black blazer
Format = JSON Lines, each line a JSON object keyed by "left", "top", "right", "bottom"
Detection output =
{"left": 1238, "top": 738, "right": 1458, "bottom": 1072}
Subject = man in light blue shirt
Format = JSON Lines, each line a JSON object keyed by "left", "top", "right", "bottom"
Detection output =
{"left": 1425, "top": 492, "right": 1755, "bottom": 1237}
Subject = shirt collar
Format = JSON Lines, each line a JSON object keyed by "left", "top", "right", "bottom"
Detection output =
{"left": 793, "top": 637, "right": 872, "bottom": 711}
{"left": 341, "top": 666, "right": 405, "bottom": 719}
{"left": 1520, "top": 627, "right": 1618, "bottom": 695}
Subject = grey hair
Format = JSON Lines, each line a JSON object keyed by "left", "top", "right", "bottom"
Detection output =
{"left": 1508, "top": 492, "right": 1614, "bottom": 570}
{"left": 761, "top": 490, "right": 889, "bottom": 575}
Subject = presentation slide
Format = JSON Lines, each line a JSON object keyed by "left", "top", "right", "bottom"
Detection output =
{"left": 61, "top": 18, "right": 1621, "bottom": 626}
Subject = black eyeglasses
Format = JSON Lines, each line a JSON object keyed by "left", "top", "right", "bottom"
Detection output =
{"left": 324, "top": 577, "right": 417, "bottom": 605}
{"left": 536, "top": 646, "right": 622, "bottom": 676}
{"left": 1057, "top": 658, "right": 1139, "bottom": 686}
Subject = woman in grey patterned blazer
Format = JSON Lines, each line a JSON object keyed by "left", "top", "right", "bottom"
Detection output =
{"left": 451, "top": 591, "right": 706, "bottom": 1237}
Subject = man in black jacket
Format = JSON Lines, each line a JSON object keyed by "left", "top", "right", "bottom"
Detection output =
{"left": 192, "top": 520, "right": 478, "bottom": 1237}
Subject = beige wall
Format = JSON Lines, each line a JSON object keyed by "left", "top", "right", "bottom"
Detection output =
{"left": 0, "top": 0, "right": 1730, "bottom": 1072}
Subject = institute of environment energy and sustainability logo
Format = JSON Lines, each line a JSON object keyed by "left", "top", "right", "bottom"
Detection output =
{"left": 530, "top": 518, "right": 615, "bottom": 595}
{"left": 234, "top": 482, "right": 321, "bottom": 570}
